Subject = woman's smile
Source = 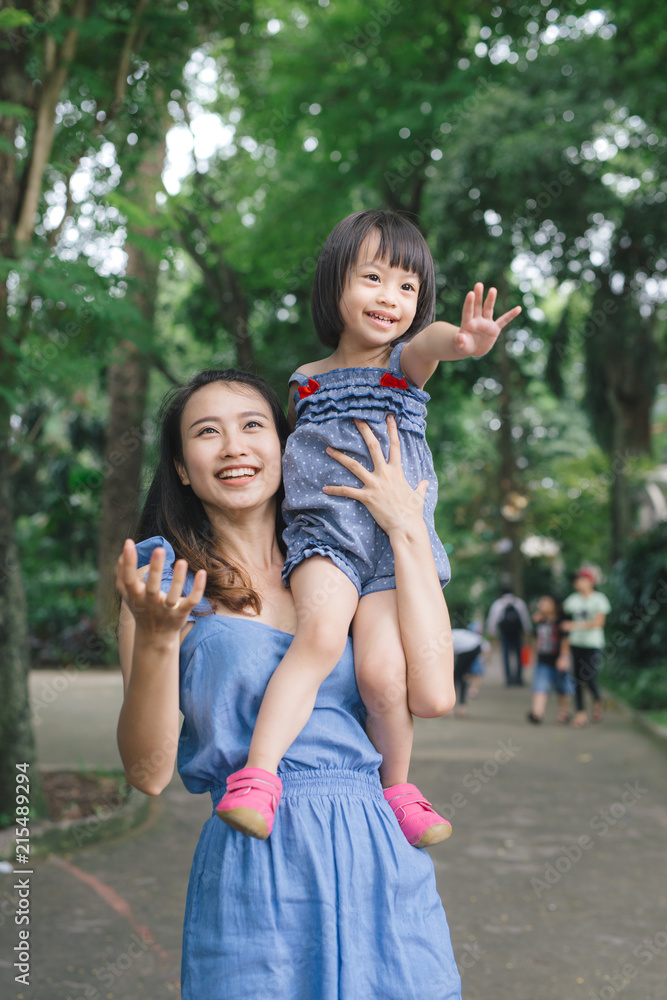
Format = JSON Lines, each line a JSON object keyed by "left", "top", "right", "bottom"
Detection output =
{"left": 215, "top": 464, "right": 260, "bottom": 484}
{"left": 176, "top": 382, "right": 283, "bottom": 513}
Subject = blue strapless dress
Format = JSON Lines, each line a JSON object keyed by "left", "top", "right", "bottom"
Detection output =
{"left": 136, "top": 537, "right": 461, "bottom": 1000}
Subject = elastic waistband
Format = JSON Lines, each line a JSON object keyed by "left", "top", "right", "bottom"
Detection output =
{"left": 210, "top": 768, "right": 383, "bottom": 805}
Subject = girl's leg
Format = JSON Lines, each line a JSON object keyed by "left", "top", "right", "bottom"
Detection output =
{"left": 353, "top": 589, "right": 412, "bottom": 787}
{"left": 354, "top": 589, "right": 452, "bottom": 847}
{"left": 529, "top": 692, "right": 548, "bottom": 722}
{"left": 528, "top": 662, "right": 551, "bottom": 722}
{"left": 554, "top": 667, "right": 573, "bottom": 723}
{"left": 246, "top": 556, "right": 359, "bottom": 773}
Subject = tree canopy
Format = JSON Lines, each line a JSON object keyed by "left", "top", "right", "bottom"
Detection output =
{"left": 0, "top": 0, "right": 665, "bottom": 815}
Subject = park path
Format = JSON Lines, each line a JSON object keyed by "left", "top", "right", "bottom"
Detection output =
{"left": 1, "top": 657, "right": 666, "bottom": 1000}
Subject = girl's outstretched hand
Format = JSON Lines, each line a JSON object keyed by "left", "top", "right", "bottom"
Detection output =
{"left": 116, "top": 539, "right": 207, "bottom": 635}
{"left": 455, "top": 282, "right": 522, "bottom": 358}
{"left": 323, "top": 414, "right": 428, "bottom": 536}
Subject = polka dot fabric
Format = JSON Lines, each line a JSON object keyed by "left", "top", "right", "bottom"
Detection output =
{"left": 282, "top": 342, "right": 450, "bottom": 596}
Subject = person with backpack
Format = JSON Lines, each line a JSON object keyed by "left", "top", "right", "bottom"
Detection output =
{"left": 486, "top": 588, "right": 532, "bottom": 686}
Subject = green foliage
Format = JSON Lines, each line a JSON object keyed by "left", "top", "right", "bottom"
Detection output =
{"left": 3, "top": 0, "right": 667, "bottom": 659}
{"left": 0, "top": 8, "right": 32, "bottom": 30}
{"left": 601, "top": 522, "right": 667, "bottom": 709}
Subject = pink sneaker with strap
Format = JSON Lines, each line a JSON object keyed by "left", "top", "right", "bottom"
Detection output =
{"left": 383, "top": 783, "right": 452, "bottom": 848}
{"left": 215, "top": 767, "right": 283, "bottom": 839}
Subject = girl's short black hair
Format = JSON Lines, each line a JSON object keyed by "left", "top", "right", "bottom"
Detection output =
{"left": 311, "top": 210, "right": 436, "bottom": 349}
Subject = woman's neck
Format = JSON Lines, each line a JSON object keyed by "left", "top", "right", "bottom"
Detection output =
{"left": 206, "top": 505, "right": 282, "bottom": 573}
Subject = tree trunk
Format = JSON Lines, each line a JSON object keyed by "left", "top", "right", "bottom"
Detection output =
{"left": 14, "top": 0, "right": 89, "bottom": 247}
{"left": 497, "top": 344, "right": 524, "bottom": 596}
{"left": 94, "top": 138, "right": 165, "bottom": 636}
{"left": 94, "top": 340, "right": 151, "bottom": 635}
{"left": 0, "top": 415, "right": 42, "bottom": 817}
{"left": 586, "top": 287, "right": 657, "bottom": 563}
{"left": 605, "top": 363, "right": 653, "bottom": 563}
{"left": 224, "top": 263, "right": 254, "bottom": 369}
{"left": 0, "top": 4, "right": 69, "bottom": 820}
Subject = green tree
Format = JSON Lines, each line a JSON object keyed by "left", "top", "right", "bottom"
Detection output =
{"left": 0, "top": 0, "right": 255, "bottom": 818}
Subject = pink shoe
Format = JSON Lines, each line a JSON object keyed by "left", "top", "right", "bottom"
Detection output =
{"left": 384, "top": 783, "right": 452, "bottom": 848}
{"left": 215, "top": 767, "right": 282, "bottom": 839}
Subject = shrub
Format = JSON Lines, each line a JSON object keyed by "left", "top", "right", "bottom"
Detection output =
{"left": 601, "top": 522, "right": 667, "bottom": 710}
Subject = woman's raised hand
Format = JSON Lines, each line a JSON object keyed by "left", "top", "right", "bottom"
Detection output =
{"left": 323, "top": 414, "right": 428, "bottom": 537}
{"left": 116, "top": 539, "right": 207, "bottom": 634}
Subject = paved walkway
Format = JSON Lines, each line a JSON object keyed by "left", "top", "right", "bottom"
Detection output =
{"left": 1, "top": 658, "right": 666, "bottom": 1000}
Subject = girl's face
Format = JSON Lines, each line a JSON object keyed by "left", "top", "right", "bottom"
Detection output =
{"left": 338, "top": 233, "right": 421, "bottom": 351}
{"left": 175, "top": 382, "right": 283, "bottom": 521}
{"left": 538, "top": 596, "right": 557, "bottom": 618}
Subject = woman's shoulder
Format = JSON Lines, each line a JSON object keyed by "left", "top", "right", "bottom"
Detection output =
{"left": 135, "top": 535, "right": 175, "bottom": 568}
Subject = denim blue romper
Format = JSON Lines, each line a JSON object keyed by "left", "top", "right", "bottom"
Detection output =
{"left": 282, "top": 342, "right": 451, "bottom": 596}
{"left": 135, "top": 536, "right": 462, "bottom": 1000}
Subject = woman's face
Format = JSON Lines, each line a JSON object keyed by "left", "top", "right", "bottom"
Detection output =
{"left": 175, "top": 382, "right": 283, "bottom": 520}
{"left": 574, "top": 575, "right": 594, "bottom": 595}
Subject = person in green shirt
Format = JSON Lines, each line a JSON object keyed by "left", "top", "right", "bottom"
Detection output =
{"left": 561, "top": 568, "right": 611, "bottom": 728}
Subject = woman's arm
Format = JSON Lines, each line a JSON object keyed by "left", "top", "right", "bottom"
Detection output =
{"left": 324, "top": 416, "right": 454, "bottom": 717}
{"left": 116, "top": 540, "right": 206, "bottom": 795}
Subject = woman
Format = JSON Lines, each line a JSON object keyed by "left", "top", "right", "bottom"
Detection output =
{"left": 116, "top": 368, "right": 461, "bottom": 999}
{"left": 561, "top": 567, "right": 611, "bottom": 728}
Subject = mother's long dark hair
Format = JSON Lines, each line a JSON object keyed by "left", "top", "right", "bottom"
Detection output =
{"left": 136, "top": 368, "right": 290, "bottom": 615}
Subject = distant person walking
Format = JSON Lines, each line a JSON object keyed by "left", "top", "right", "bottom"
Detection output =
{"left": 465, "top": 620, "right": 489, "bottom": 700}
{"left": 526, "top": 595, "right": 574, "bottom": 724}
{"left": 451, "top": 628, "right": 484, "bottom": 717}
{"left": 561, "top": 568, "right": 611, "bottom": 728}
{"left": 486, "top": 589, "right": 532, "bottom": 686}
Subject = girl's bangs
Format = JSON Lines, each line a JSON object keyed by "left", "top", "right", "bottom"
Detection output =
{"left": 370, "top": 223, "right": 431, "bottom": 283}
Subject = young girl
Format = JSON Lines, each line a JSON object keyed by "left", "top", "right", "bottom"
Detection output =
{"left": 217, "top": 209, "right": 521, "bottom": 844}
{"left": 527, "top": 595, "right": 574, "bottom": 724}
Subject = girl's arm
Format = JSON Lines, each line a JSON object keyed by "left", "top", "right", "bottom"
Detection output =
{"left": 556, "top": 630, "right": 572, "bottom": 671}
{"left": 116, "top": 540, "right": 206, "bottom": 795}
{"left": 324, "top": 416, "right": 454, "bottom": 716}
{"left": 287, "top": 381, "right": 299, "bottom": 430}
{"left": 400, "top": 283, "right": 522, "bottom": 388}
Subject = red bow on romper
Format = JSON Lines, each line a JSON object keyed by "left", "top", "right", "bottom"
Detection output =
{"left": 380, "top": 372, "right": 408, "bottom": 390}
{"left": 298, "top": 378, "right": 320, "bottom": 399}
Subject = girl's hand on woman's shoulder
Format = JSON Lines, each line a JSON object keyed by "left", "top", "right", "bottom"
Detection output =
{"left": 116, "top": 539, "right": 207, "bottom": 636}
{"left": 323, "top": 415, "right": 428, "bottom": 537}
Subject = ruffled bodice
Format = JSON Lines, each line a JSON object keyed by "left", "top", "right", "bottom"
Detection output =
{"left": 290, "top": 342, "right": 429, "bottom": 436}
{"left": 134, "top": 537, "right": 382, "bottom": 794}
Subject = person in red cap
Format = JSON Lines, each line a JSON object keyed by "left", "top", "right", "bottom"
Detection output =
{"left": 560, "top": 567, "right": 611, "bottom": 727}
